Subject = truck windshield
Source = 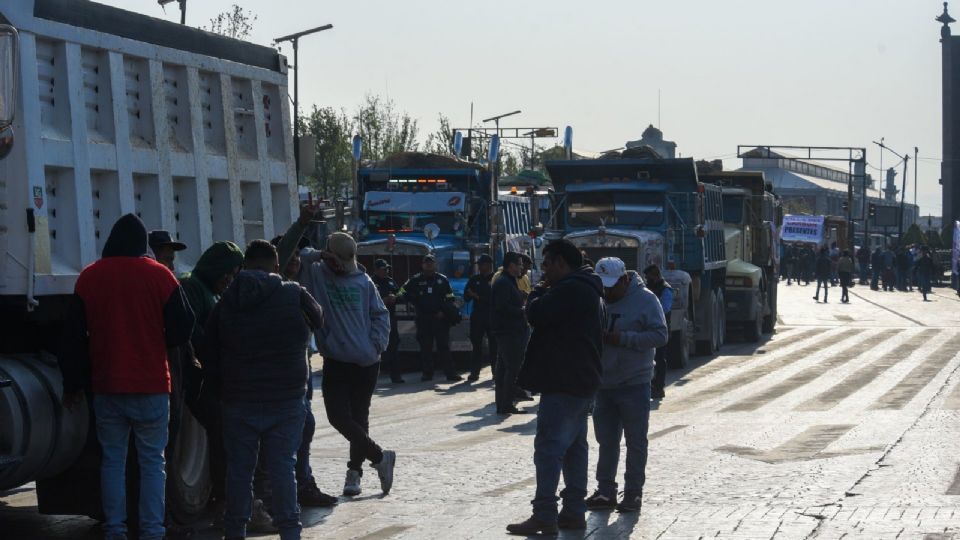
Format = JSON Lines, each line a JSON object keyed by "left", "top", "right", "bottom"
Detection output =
{"left": 722, "top": 195, "right": 744, "bottom": 225}
{"left": 567, "top": 191, "right": 663, "bottom": 228}
{"left": 368, "top": 211, "right": 461, "bottom": 234}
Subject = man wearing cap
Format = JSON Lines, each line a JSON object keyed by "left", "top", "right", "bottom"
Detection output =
{"left": 148, "top": 230, "right": 187, "bottom": 272}
{"left": 584, "top": 258, "right": 668, "bottom": 515}
{"left": 464, "top": 254, "right": 497, "bottom": 382}
{"left": 397, "top": 255, "right": 461, "bottom": 382}
{"left": 278, "top": 207, "right": 395, "bottom": 498}
{"left": 371, "top": 259, "right": 403, "bottom": 384}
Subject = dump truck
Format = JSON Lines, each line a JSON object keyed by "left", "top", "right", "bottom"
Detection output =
{"left": 701, "top": 171, "right": 781, "bottom": 341}
{"left": 545, "top": 150, "right": 727, "bottom": 367}
{"left": 0, "top": 0, "right": 298, "bottom": 520}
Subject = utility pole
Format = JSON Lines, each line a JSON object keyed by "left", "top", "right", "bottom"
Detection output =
{"left": 274, "top": 24, "right": 334, "bottom": 178}
{"left": 899, "top": 154, "right": 909, "bottom": 242}
{"left": 914, "top": 146, "right": 918, "bottom": 210}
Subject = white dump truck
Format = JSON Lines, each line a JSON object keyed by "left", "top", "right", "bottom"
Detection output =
{"left": 0, "top": 0, "right": 297, "bottom": 520}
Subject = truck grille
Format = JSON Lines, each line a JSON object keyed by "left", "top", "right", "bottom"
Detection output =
{"left": 582, "top": 248, "right": 639, "bottom": 269}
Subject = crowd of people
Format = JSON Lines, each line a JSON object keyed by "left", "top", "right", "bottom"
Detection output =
{"left": 781, "top": 241, "right": 941, "bottom": 303}
{"left": 57, "top": 206, "right": 674, "bottom": 539}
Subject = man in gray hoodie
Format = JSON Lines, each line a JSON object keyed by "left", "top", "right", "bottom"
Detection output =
{"left": 585, "top": 257, "right": 668, "bottom": 515}
{"left": 278, "top": 208, "right": 395, "bottom": 499}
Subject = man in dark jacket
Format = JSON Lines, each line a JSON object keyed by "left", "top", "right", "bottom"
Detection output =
{"left": 508, "top": 240, "right": 604, "bottom": 536}
{"left": 465, "top": 253, "right": 497, "bottom": 381}
{"left": 203, "top": 240, "right": 324, "bottom": 540}
{"left": 813, "top": 247, "right": 831, "bottom": 303}
{"left": 871, "top": 247, "right": 883, "bottom": 290}
{"left": 398, "top": 255, "right": 461, "bottom": 382}
{"left": 60, "top": 214, "right": 195, "bottom": 540}
{"left": 371, "top": 259, "right": 403, "bottom": 383}
{"left": 492, "top": 252, "right": 528, "bottom": 415}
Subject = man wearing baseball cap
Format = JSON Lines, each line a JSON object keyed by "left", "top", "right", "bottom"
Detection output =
{"left": 584, "top": 257, "right": 668, "bottom": 515}
{"left": 148, "top": 230, "right": 186, "bottom": 272}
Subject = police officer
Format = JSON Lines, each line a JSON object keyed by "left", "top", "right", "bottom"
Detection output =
{"left": 398, "top": 254, "right": 461, "bottom": 382}
{"left": 372, "top": 259, "right": 403, "bottom": 384}
{"left": 464, "top": 254, "right": 497, "bottom": 382}
{"left": 643, "top": 264, "right": 673, "bottom": 400}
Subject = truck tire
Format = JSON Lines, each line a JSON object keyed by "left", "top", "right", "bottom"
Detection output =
{"left": 166, "top": 406, "right": 212, "bottom": 523}
{"left": 762, "top": 280, "right": 777, "bottom": 334}
{"left": 715, "top": 290, "right": 726, "bottom": 350}
{"left": 694, "top": 291, "right": 717, "bottom": 356}
{"left": 745, "top": 303, "right": 763, "bottom": 343}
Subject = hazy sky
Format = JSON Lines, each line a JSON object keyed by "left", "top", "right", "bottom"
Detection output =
{"left": 101, "top": 0, "right": 946, "bottom": 215}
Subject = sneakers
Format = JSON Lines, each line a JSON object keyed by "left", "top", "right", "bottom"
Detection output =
{"left": 372, "top": 450, "right": 396, "bottom": 495}
{"left": 247, "top": 498, "right": 277, "bottom": 533}
{"left": 298, "top": 479, "right": 339, "bottom": 507}
{"left": 617, "top": 492, "right": 642, "bottom": 513}
{"left": 343, "top": 469, "right": 362, "bottom": 497}
{"left": 585, "top": 490, "right": 617, "bottom": 510}
{"left": 506, "top": 516, "right": 559, "bottom": 536}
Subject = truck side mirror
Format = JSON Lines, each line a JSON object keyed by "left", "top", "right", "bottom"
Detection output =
{"left": 0, "top": 25, "right": 18, "bottom": 160}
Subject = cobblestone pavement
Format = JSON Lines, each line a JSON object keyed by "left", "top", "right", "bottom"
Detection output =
{"left": 3, "top": 283, "right": 960, "bottom": 539}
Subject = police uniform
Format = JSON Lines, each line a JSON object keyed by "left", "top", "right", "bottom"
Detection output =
{"left": 372, "top": 272, "right": 402, "bottom": 382}
{"left": 465, "top": 271, "right": 497, "bottom": 379}
{"left": 398, "top": 271, "right": 457, "bottom": 380}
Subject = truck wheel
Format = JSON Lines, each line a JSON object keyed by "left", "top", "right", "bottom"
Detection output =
{"left": 762, "top": 283, "right": 777, "bottom": 334}
{"left": 666, "top": 328, "right": 689, "bottom": 369}
{"left": 166, "top": 407, "right": 212, "bottom": 523}
{"left": 715, "top": 290, "right": 726, "bottom": 350}
{"left": 745, "top": 298, "right": 763, "bottom": 343}
{"left": 694, "top": 292, "right": 716, "bottom": 356}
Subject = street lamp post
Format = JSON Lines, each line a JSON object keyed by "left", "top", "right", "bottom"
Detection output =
{"left": 873, "top": 140, "right": 910, "bottom": 243}
{"left": 274, "top": 24, "right": 334, "bottom": 178}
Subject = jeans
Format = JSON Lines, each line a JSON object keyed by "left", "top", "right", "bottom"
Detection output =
{"left": 494, "top": 329, "right": 527, "bottom": 411}
{"left": 416, "top": 317, "right": 452, "bottom": 377}
{"left": 593, "top": 384, "right": 651, "bottom": 497}
{"left": 321, "top": 359, "right": 384, "bottom": 472}
{"left": 533, "top": 392, "right": 592, "bottom": 523}
{"left": 470, "top": 315, "right": 497, "bottom": 376}
{"left": 839, "top": 271, "right": 851, "bottom": 302}
{"left": 223, "top": 398, "right": 305, "bottom": 540}
{"left": 815, "top": 279, "right": 829, "bottom": 301}
{"left": 652, "top": 346, "right": 667, "bottom": 396}
{"left": 93, "top": 393, "right": 169, "bottom": 540}
{"left": 296, "top": 394, "right": 316, "bottom": 486}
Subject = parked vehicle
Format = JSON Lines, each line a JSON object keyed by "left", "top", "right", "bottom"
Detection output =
{"left": 0, "top": 0, "right": 297, "bottom": 520}
{"left": 701, "top": 171, "right": 782, "bottom": 342}
{"left": 544, "top": 148, "right": 727, "bottom": 367}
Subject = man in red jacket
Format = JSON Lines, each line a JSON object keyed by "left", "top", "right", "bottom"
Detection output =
{"left": 60, "top": 214, "right": 195, "bottom": 540}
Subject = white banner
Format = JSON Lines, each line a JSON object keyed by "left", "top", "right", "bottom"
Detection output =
{"left": 780, "top": 214, "right": 824, "bottom": 245}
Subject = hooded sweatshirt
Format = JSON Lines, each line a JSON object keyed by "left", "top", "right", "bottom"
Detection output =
{"left": 180, "top": 241, "right": 244, "bottom": 348}
{"left": 59, "top": 214, "right": 195, "bottom": 394}
{"left": 297, "top": 248, "right": 390, "bottom": 366}
{"left": 202, "top": 270, "right": 323, "bottom": 403}
{"left": 600, "top": 271, "right": 669, "bottom": 389}
{"left": 518, "top": 265, "right": 605, "bottom": 398}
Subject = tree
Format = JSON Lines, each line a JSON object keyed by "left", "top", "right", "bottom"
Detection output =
{"left": 423, "top": 114, "right": 454, "bottom": 156}
{"left": 298, "top": 106, "right": 354, "bottom": 198}
{"left": 502, "top": 151, "right": 520, "bottom": 177}
{"left": 781, "top": 197, "right": 815, "bottom": 215}
{"left": 902, "top": 223, "right": 927, "bottom": 246}
{"left": 355, "top": 94, "right": 419, "bottom": 161}
{"left": 205, "top": 5, "right": 257, "bottom": 40}
{"left": 927, "top": 229, "right": 944, "bottom": 249}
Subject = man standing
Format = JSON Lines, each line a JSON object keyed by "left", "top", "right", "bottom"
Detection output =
{"left": 838, "top": 250, "right": 854, "bottom": 304}
{"left": 278, "top": 214, "right": 395, "bottom": 499}
{"left": 492, "top": 252, "right": 528, "bottom": 415}
{"left": 916, "top": 248, "right": 934, "bottom": 301}
{"left": 871, "top": 246, "right": 883, "bottom": 291}
{"left": 857, "top": 245, "right": 871, "bottom": 285}
{"left": 371, "top": 259, "right": 404, "bottom": 384}
{"left": 465, "top": 254, "right": 497, "bottom": 382}
{"left": 584, "top": 258, "right": 668, "bottom": 514}
{"left": 148, "top": 230, "right": 186, "bottom": 272}
{"left": 398, "top": 255, "right": 461, "bottom": 382}
{"left": 813, "top": 247, "right": 831, "bottom": 302}
{"left": 507, "top": 240, "right": 604, "bottom": 536}
{"left": 60, "top": 214, "right": 195, "bottom": 540}
{"left": 643, "top": 264, "right": 673, "bottom": 400}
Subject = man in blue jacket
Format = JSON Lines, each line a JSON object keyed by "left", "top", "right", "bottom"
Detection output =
{"left": 585, "top": 258, "right": 668, "bottom": 514}
{"left": 508, "top": 240, "right": 605, "bottom": 536}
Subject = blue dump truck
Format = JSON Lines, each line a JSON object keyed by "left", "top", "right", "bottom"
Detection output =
{"left": 354, "top": 153, "right": 495, "bottom": 354}
{"left": 544, "top": 151, "right": 727, "bottom": 367}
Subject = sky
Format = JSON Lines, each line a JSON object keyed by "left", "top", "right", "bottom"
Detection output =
{"left": 101, "top": 0, "right": 948, "bottom": 216}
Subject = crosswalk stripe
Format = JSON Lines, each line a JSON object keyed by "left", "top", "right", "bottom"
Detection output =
{"left": 870, "top": 333, "right": 960, "bottom": 410}
{"left": 664, "top": 329, "right": 862, "bottom": 411}
{"left": 795, "top": 329, "right": 940, "bottom": 412}
{"left": 722, "top": 330, "right": 904, "bottom": 412}
{"left": 680, "top": 328, "right": 821, "bottom": 383}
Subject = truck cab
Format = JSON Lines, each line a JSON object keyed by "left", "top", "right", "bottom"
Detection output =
{"left": 702, "top": 172, "right": 781, "bottom": 342}
{"left": 545, "top": 153, "right": 727, "bottom": 366}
